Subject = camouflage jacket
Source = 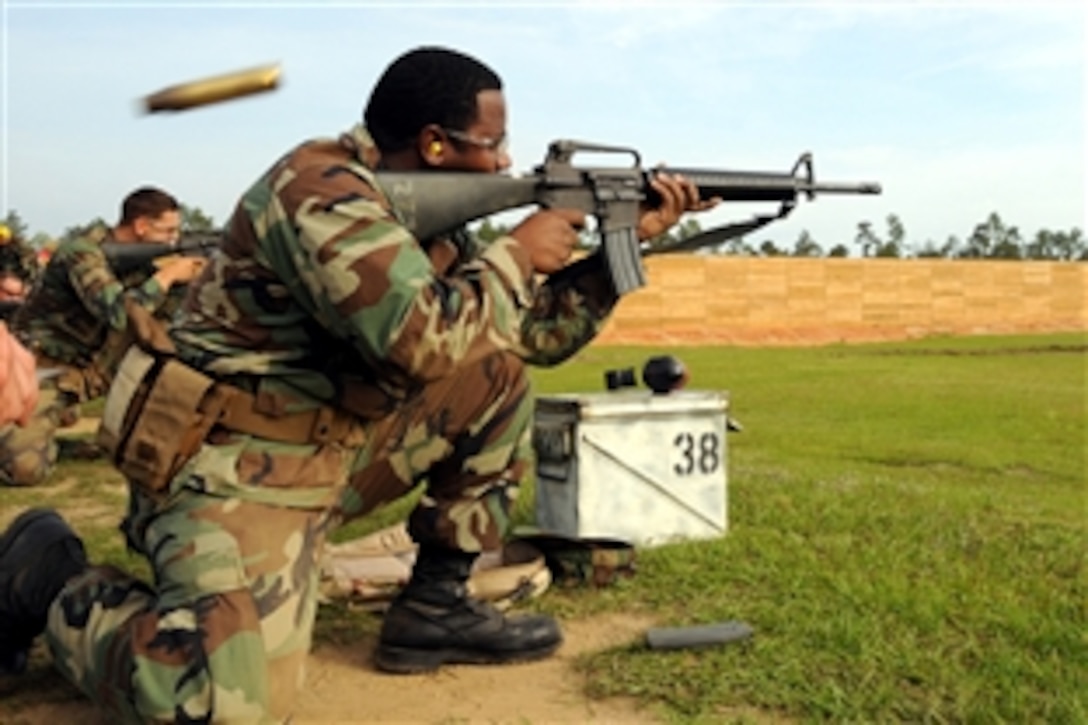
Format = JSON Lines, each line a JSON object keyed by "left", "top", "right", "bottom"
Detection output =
{"left": 172, "top": 125, "right": 617, "bottom": 419}
{"left": 14, "top": 229, "right": 169, "bottom": 369}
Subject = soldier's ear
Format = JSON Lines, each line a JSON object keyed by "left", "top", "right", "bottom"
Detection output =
{"left": 419, "top": 126, "right": 446, "bottom": 167}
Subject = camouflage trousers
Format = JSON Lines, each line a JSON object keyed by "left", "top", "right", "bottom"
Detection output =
{"left": 0, "top": 384, "right": 81, "bottom": 487}
{"left": 44, "top": 350, "right": 532, "bottom": 723}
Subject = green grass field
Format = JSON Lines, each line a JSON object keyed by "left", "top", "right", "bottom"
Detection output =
{"left": 2, "top": 332, "right": 1085, "bottom": 723}
{"left": 528, "top": 333, "right": 1086, "bottom": 723}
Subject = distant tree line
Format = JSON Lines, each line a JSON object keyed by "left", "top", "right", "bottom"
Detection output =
{"left": 5, "top": 207, "right": 1085, "bottom": 262}
{"left": 665, "top": 212, "right": 1086, "bottom": 261}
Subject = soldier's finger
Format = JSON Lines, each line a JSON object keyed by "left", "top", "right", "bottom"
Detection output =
{"left": 650, "top": 175, "right": 684, "bottom": 216}
{"left": 548, "top": 207, "right": 587, "bottom": 231}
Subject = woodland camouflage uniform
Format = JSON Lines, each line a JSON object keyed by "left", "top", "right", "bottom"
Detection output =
{"left": 44, "top": 125, "right": 618, "bottom": 722}
{"left": 0, "top": 225, "right": 39, "bottom": 329}
{"left": 0, "top": 228, "right": 172, "bottom": 486}
{"left": 0, "top": 225, "right": 41, "bottom": 295}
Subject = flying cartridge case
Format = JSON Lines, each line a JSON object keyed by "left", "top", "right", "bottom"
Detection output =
{"left": 144, "top": 63, "right": 281, "bottom": 112}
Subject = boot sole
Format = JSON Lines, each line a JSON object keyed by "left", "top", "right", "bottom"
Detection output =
{"left": 374, "top": 639, "right": 562, "bottom": 675}
{"left": 0, "top": 509, "right": 68, "bottom": 560}
{"left": 1, "top": 510, "right": 58, "bottom": 675}
{"left": 0, "top": 508, "right": 84, "bottom": 668}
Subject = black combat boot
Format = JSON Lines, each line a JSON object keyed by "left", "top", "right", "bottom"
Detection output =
{"left": 375, "top": 544, "right": 562, "bottom": 674}
{"left": 0, "top": 508, "right": 87, "bottom": 675}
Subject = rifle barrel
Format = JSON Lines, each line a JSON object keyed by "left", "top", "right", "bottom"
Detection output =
{"left": 660, "top": 167, "right": 881, "bottom": 203}
{"left": 801, "top": 181, "right": 883, "bottom": 195}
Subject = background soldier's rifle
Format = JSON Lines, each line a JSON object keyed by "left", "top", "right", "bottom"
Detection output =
{"left": 101, "top": 232, "right": 222, "bottom": 277}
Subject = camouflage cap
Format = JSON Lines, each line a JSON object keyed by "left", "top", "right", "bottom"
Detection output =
{"left": 510, "top": 530, "right": 636, "bottom": 588}
{"left": 320, "top": 524, "right": 551, "bottom": 611}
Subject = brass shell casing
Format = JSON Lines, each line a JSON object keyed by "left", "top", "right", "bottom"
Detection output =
{"left": 144, "top": 64, "right": 281, "bottom": 112}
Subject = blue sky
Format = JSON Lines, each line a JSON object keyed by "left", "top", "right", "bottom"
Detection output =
{"left": 1, "top": 0, "right": 1084, "bottom": 254}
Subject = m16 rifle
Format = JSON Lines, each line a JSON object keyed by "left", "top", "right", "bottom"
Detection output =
{"left": 374, "top": 140, "right": 882, "bottom": 295}
{"left": 101, "top": 232, "right": 222, "bottom": 277}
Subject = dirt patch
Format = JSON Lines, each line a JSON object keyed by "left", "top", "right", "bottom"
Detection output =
{"left": 298, "top": 612, "right": 660, "bottom": 723}
{"left": 1, "top": 614, "right": 662, "bottom": 724}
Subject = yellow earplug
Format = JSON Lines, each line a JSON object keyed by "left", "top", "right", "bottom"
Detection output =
{"left": 429, "top": 141, "right": 443, "bottom": 155}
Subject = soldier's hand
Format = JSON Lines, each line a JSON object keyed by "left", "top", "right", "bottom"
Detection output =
{"left": 426, "top": 238, "right": 461, "bottom": 276}
{"left": 0, "top": 322, "right": 38, "bottom": 427}
{"left": 154, "top": 256, "right": 207, "bottom": 287}
{"left": 510, "top": 208, "right": 585, "bottom": 275}
{"left": 637, "top": 171, "right": 719, "bottom": 241}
